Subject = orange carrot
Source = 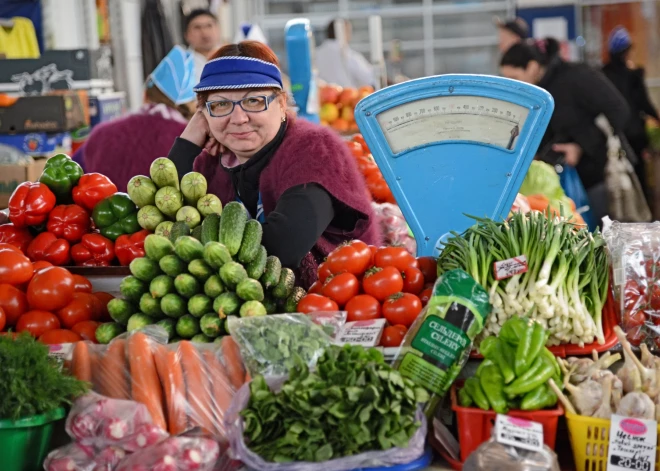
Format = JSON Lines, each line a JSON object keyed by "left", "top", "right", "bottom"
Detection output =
{"left": 221, "top": 336, "right": 245, "bottom": 389}
{"left": 154, "top": 344, "right": 188, "bottom": 435}
{"left": 97, "top": 339, "right": 130, "bottom": 399}
{"left": 179, "top": 341, "right": 214, "bottom": 434}
{"left": 127, "top": 332, "right": 167, "bottom": 430}
{"left": 71, "top": 341, "right": 92, "bottom": 382}
{"left": 202, "top": 349, "right": 234, "bottom": 436}
{"left": 526, "top": 194, "right": 550, "bottom": 212}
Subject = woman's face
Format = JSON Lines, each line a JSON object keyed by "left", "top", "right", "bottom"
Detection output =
{"left": 500, "top": 62, "right": 540, "bottom": 85}
{"left": 204, "top": 88, "right": 286, "bottom": 159}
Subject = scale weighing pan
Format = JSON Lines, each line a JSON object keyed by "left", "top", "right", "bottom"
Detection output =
{"left": 354, "top": 74, "right": 554, "bottom": 257}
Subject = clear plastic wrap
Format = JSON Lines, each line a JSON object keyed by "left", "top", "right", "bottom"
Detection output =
{"left": 44, "top": 442, "right": 128, "bottom": 471}
{"left": 604, "top": 220, "right": 660, "bottom": 347}
{"left": 114, "top": 436, "right": 221, "bottom": 471}
{"left": 226, "top": 314, "right": 334, "bottom": 377}
{"left": 371, "top": 202, "right": 416, "bottom": 255}
{"left": 463, "top": 438, "right": 560, "bottom": 471}
{"left": 307, "top": 311, "right": 347, "bottom": 339}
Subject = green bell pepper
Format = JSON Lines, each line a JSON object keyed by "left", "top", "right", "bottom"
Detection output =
{"left": 480, "top": 337, "right": 516, "bottom": 384}
{"left": 479, "top": 363, "right": 508, "bottom": 414}
{"left": 92, "top": 193, "right": 140, "bottom": 241}
{"left": 499, "top": 316, "right": 528, "bottom": 346}
{"left": 464, "top": 377, "right": 489, "bottom": 411}
{"left": 38, "top": 153, "right": 84, "bottom": 198}
{"left": 458, "top": 387, "right": 474, "bottom": 407}
{"left": 514, "top": 320, "right": 546, "bottom": 376}
{"left": 520, "top": 383, "right": 558, "bottom": 411}
{"left": 504, "top": 355, "right": 555, "bottom": 397}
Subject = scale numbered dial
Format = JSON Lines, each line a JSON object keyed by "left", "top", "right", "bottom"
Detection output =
{"left": 376, "top": 95, "right": 530, "bottom": 154}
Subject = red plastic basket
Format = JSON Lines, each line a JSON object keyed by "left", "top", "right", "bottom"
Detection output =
{"left": 445, "top": 384, "right": 564, "bottom": 466}
{"left": 470, "top": 289, "right": 618, "bottom": 359}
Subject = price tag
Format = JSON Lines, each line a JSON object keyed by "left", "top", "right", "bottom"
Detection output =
{"left": 494, "top": 414, "right": 543, "bottom": 452}
{"left": 336, "top": 319, "right": 386, "bottom": 347}
{"left": 607, "top": 415, "right": 657, "bottom": 471}
{"left": 493, "top": 255, "right": 528, "bottom": 280}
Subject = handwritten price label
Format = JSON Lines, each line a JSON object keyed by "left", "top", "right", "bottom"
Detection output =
{"left": 493, "top": 255, "right": 528, "bottom": 280}
{"left": 337, "top": 319, "right": 386, "bottom": 347}
{"left": 494, "top": 415, "right": 543, "bottom": 452}
{"left": 607, "top": 415, "right": 657, "bottom": 471}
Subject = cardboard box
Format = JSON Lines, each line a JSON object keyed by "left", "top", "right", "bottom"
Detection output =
{"left": 0, "top": 157, "right": 49, "bottom": 208}
{"left": 0, "top": 132, "right": 71, "bottom": 156}
{"left": 89, "top": 92, "right": 126, "bottom": 127}
{"left": 0, "top": 92, "right": 87, "bottom": 133}
{"left": 0, "top": 48, "right": 114, "bottom": 95}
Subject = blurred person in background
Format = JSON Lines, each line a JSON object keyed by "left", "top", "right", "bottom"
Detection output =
{"left": 73, "top": 46, "right": 196, "bottom": 192}
{"left": 184, "top": 9, "right": 221, "bottom": 82}
{"left": 316, "top": 18, "right": 375, "bottom": 89}
{"left": 500, "top": 38, "right": 630, "bottom": 223}
{"left": 495, "top": 17, "right": 529, "bottom": 53}
{"left": 602, "top": 26, "right": 659, "bottom": 201}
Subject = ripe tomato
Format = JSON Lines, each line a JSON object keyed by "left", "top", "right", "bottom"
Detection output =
{"left": 308, "top": 281, "right": 323, "bottom": 295}
{"left": 347, "top": 141, "right": 364, "bottom": 158}
{"left": 0, "top": 243, "right": 33, "bottom": 286}
{"left": 0, "top": 306, "right": 5, "bottom": 331}
{"left": 357, "top": 155, "right": 380, "bottom": 179}
{"left": 92, "top": 292, "right": 114, "bottom": 322}
{"left": 38, "top": 329, "right": 82, "bottom": 345}
{"left": 322, "top": 273, "right": 360, "bottom": 307}
{"left": 624, "top": 309, "right": 647, "bottom": 329}
{"left": 27, "top": 266, "right": 75, "bottom": 311}
{"left": 71, "top": 320, "right": 101, "bottom": 342}
{"left": 626, "top": 325, "right": 647, "bottom": 346}
{"left": 368, "top": 245, "right": 378, "bottom": 261}
{"left": 352, "top": 134, "right": 369, "bottom": 153}
{"left": 374, "top": 247, "right": 418, "bottom": 272}
{"left": 73, "top": 274, "right": 93, "bottom": 293}
{"left": 366, "top": 174, "right": 392, "bottom": 202}
{"left": 16, "top": 310, "right": 61, "bottom": 337}
{"left": 393, "top": 324, "right": 408, "bottom": 336}
{"left": 57, "top": 293, "right": 98, "bottom": 329}
{"left": 402, "top": 267, "right": 424, "bottom": 295}
{"left": 419, "top": 288, "right": 433, "bottom": 307}
{"left": 326, "top": 240, "right": 372, "bottom": 276}
{"left": 345, "top": 294, "right": 381, "bottom": 322}
{"left": 32, "top": 260, "right": 53, "bottom": 274}
{"left": 416, "top": 256, "right": 437, "bottom": 283}
{"left": 318, "top": 262, "right": 332, "bottom": 283}
{"left": 649, "top": 284, "right": 660, "bottom": 311}
{"left": 296, "top": 294, "right": 339, "bottom": 314}
{"left": 363, "top": 267, "right": 404, "bottom": 302}
{"left": 380, "top": 325, "right": 406, "bottom": 347}
{"left": 382, "top": 293, "right": 423, "bottom": 328}
{"left": 0, "top": 283, "right": 29, "bottom": 327}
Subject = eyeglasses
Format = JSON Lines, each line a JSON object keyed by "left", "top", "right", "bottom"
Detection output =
{"left": 205, "top": 93, "right": 279, "bottom": 117}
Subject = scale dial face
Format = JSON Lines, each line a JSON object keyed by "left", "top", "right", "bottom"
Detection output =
{"left": 376, "top": 95, "right": 530, "bottom": 154}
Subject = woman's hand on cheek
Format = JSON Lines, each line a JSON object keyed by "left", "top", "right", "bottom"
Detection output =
{"left": 204, "top": 136, "right": 222, "bottom": 157}
{"left": 181, "top": 110, "right": 212, "bottom": 148}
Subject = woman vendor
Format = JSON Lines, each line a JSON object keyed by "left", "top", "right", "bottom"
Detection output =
{"left": 168, "top": 41, "right": 381, "bottom": 288}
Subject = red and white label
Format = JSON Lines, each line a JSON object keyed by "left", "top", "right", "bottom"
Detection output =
{"left": 494, "top": 255, "right": 528, "bottom": 280}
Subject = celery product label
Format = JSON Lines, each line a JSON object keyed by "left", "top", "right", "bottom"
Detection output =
{"left": 411, "top": 315, "right": 469, "bottom": 369}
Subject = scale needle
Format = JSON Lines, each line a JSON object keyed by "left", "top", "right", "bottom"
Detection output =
{"left": 507, "top": 125, "right": 519, "bottom": 150}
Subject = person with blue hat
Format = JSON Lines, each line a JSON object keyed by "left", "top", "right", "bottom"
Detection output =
{"left": 603, "top": 26, "right": 659, "bottom": 202}
{"left": 73, "top": 46, "right": 197, "bottom": 192}
{"left": 166, "top": 40, "right": 381, "bottom": 289}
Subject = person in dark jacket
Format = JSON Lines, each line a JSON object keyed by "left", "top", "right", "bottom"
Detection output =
{"left": 500, "top": 38, "right": 630, "bottom": 223}
{"left": 602, "top": 26, "right": 659, "bottom": 201}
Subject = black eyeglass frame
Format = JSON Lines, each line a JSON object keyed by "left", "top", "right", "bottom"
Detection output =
{"left": 205, "top": 93, "right": 279, "bottom": 117}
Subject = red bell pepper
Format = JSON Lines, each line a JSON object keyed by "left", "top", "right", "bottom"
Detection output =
{"left": 70, "top": 233, "right": 115, "bottom": 267}
{"left": 0, "top": 223, "right": 33, "bottom": 253}
{"left": 46, "top": 204, "right": 90, "bottom": 243}
{"left": 26, "top": 232, "right": 71, "bottom": 266}
{"left": 72, "top": 173, "right": 118, "bottom": 212}
{"left": 115, "top": 229, "right": 149, "bottom": 266}
{"left": 8, "top": 182, "right": 56, "bottom": 227}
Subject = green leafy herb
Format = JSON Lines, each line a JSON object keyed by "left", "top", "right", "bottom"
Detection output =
{"left": 241, "top": 344, "right": 430, "bottom": 463}
{"left": 0, "top": 334, "right": 89, "bottom": 421}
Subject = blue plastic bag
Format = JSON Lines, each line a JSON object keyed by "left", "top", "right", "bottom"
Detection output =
{"left": 557, "top": 164, "right": 595, "bottom": 231}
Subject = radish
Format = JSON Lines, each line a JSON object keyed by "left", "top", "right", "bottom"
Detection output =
{"left": 152, "top": 455, "right": 177, "bottom": 471}
{"left": 95, "top": 446, "right": 126, "bottom": 467}
{"left": 123, "top": 423, "right": 168, "bottom": 452}
{"left": 68, "top": 413, "right": 98, "bottom": 440}
{"left": 103, "top": 418, "right": 129, "bottom": 442}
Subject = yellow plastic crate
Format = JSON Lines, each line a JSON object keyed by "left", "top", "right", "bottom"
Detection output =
{"left": 566, "top": 411, "right": 660, "bottom": 471}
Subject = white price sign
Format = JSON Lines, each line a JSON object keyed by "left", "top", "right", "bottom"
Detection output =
{"left": 608, "top": 415, "right": 657, "bottom": 471}
{"left": 495, "top": 414, "right": 544, "bottom": 452}
{"left": 336, "top": 319, "right": 386, "bottom": 347}
{"left": 493, "top": 255, "right": 528, "bottom": 280}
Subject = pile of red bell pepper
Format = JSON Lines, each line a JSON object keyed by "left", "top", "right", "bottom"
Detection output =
{"left": 0, "top": 244, "right": 114, "bottom": 343}
{"left": 0, "top": 154, "right": 150, "bottom": 267}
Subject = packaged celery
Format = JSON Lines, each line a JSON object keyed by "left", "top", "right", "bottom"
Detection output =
{"left": 393, "top": 268, "right": 491, "bottom": 416}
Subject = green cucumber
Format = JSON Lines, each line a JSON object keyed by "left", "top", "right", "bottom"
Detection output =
{"left": 260, "top": 256, "right": 282, "bottom": 289}
{"left": 191, "top": 225, "right": 203, "bottom": 241}
{"left": 213, "top": 336, "right": 224, "bottom": 345}
{"left": 168, "top": 221, "right": 190, "bottom": 243}
{"left": 219, "top": 261, "right": 248, "bottom": 289}
{"left": 204, "top": 275, "right": 225, "bottom": 298}
{"left": 155, "top": 318, "right": 176, "bottom": 340}
{"left": 127, "top": 313, "right": 156, "bottom": 332}
{"left": 176, "top": 314, "right": 200, "bottom": 339}
{"left": 200, "top": 313, "right": 223, "bottom": 338}
{"left": 174, "top": 236, "right": 204, "bottom": 262}
{"left": 239, "top": 300, "right": 267, "bottom": 317}
{"left": 191, "top": 333, "right": 212, "bottom": 343}
{"left": 236, "top": 278, "right": 264, "bottom": 302}
{"left": 155, "top": 221, "right": 174, "bottom": 239}
{"left": 284, "top": 287, "right": 307, "bottom": 313}
{"left": 201, "top": 213, "right": 220, "bottom": 245}
{"left": 129, "top": 257, "right": 162, "bottom": 282}
{"left": 238, "top": 219, "right": 263, "bottom": 263}
{"left": 213, "top": 292, "right": 241, "bottom": 317}
{"left": 203, "top": 242, "right": 232, "bottom": 270}
{"left": 262, "top": 294, "right": 278, "bottom": 314}
{"left": 188, "top": 294, "right": 213, "bottom": 318}
{"left": 272, "top": 268, "right": 295, "bottom": 299}
{"left": 159, "top": 254, "right": 186, "bottom": 278}
{"left": 149, "top": 275, "right": 174, "bottom": 298}
{"left": 161, "top": 293, "right": 187, "bottom": 318}
{"left": 144, "top": 234, "right": 175, "bottom": 261}
{"left": 219, "top": 202, "right": 248, "bottom": 256}
{"left": 95, "top": 322, "right": 125, "bottom": 344}
{"left": 174, "top": 273, "right": 200, "bottom": 298}
{"left": 107, "top": 298, "right": 135, "bottom": 325}
{"left": 169, "top": 336, "right": 182, "bottom": 344}
{"left": 120, "top": 276, "right": 147, "bottom": 303}
{"left": 188, "top": 259, "right": 213, "bottom": 282}
{"left": 246, "top": 245, "right": 267, "bottom": 280}
{"left": 139, "top": 292, "right": 163, "bottom": 317}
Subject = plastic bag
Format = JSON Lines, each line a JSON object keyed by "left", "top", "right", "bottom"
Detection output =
{"left": 371, "top": 202, "right": 416, "bottom": 254}
{"left": 226, "top": 314, "right": 333, "bottom": 377}
{"left": 226, "top": 376, "right": 428, "bottom": 471}
{"left": 44, "top": 442, "right": 127, "bottom": 471}
{"left": 463, "top": 438, "right": 560, "bottom": 471}
{"left": 604, "top": 220, "right": 660, "bottom": 347}
{"left": 114, "top": 436, "right": 220, "bottom": 471}
{"left": 307, "top": 311, "right": 347, "bottom": 339}
{"left": 557, "top": 165, "right": 595, "bottom": 230}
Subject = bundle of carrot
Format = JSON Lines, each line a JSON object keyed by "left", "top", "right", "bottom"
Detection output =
{"left": 69, "top": 330, "right": 247, "bottom": 439}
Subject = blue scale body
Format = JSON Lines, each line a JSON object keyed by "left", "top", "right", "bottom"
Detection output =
{"left": 284, "top": 19, "right": 320, "bottom": 124}
{"left": 354, "top": 74, "right": 554, "bottom": 257}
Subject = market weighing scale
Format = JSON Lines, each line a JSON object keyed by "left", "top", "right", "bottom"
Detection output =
{"left": 354, "top": 74, "right": 555, "bottom": 257}
{"left": 285, "top": 18, "right": 320, "bottom": 124}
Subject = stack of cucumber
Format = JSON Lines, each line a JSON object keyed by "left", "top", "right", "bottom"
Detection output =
{"left": 127, "top": 157, "right": 223, "bottom": 238}
{"left": 96, "top": 202, "right": 306, "bottom": 344}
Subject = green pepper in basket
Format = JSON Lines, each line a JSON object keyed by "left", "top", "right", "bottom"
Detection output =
{"left": 464, "top": 377, "right": 489, "bottom": 411}
{"left": 499, "top": 316, "right": 528, "bottom": 346}
{"left": 520, "top": 383, "right": 557, "bottom": 410}
{"left": 458, "top": 387, "right": 473, "bottom": 407}
{"left": 479, "top": 363, "right": 508, "bottom": 414}
{"left": 480, "top": 337, "right": 515, "bottom": 384}
{"left": 92, "top": 193, "right": 140, "bottom": 241}
{"left": 504, "top": 355, "right": 555, "bottom": 397}
{"left": 39, "top": 154, "right": 84, "bottom": 199}
{"left": 514, "top": 319, "right": 546, "bottom": 376}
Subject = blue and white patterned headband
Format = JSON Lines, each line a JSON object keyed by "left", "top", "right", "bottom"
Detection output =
{"left": 193, "top": 56, "right": 283, "bottom": 92}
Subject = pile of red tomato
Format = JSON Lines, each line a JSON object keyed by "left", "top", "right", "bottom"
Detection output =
{"left": 296, "top": 241, "right": 436, "bottom": 347}
{"left": 0, "top": 243, "right": 114, "bottom": 343}
{"left": 348, "top": 135, "right": 396, "bottom": 204}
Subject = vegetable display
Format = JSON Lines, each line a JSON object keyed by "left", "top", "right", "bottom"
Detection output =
{"left": 458, "top": 317, "right": 562, "bottom": 413}
{"left": 240, "top": 344, "right": 429, "bottom": 463}
{"left": 437, "top": 211, "right": 609, "bottom": 346}
{"left": 345, "top": 134, "right": 396, "bottom": 204}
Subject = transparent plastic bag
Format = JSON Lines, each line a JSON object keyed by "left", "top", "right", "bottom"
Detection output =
{"left": 604, "top": 220, "right": 660, "bottom": 347}
{"left": 463, "top": 438, "right": 560, "bottom": 471}
{"left": 371, "top": 202, "right": 416, "bottom": 255}
{"left": 226, "top": 314, "right": 334, "bottom": 377}
{"left": 44, "top": 442, "right": 127, "bottom": 471}
{"left": 226, "top": 376, "right": 427, "bottom": 471}
{"left": 114, "top": 436, "right": 221, "bottom": 471}
{"left": 307, "top": 311, "right": 347, "bottom": 339}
